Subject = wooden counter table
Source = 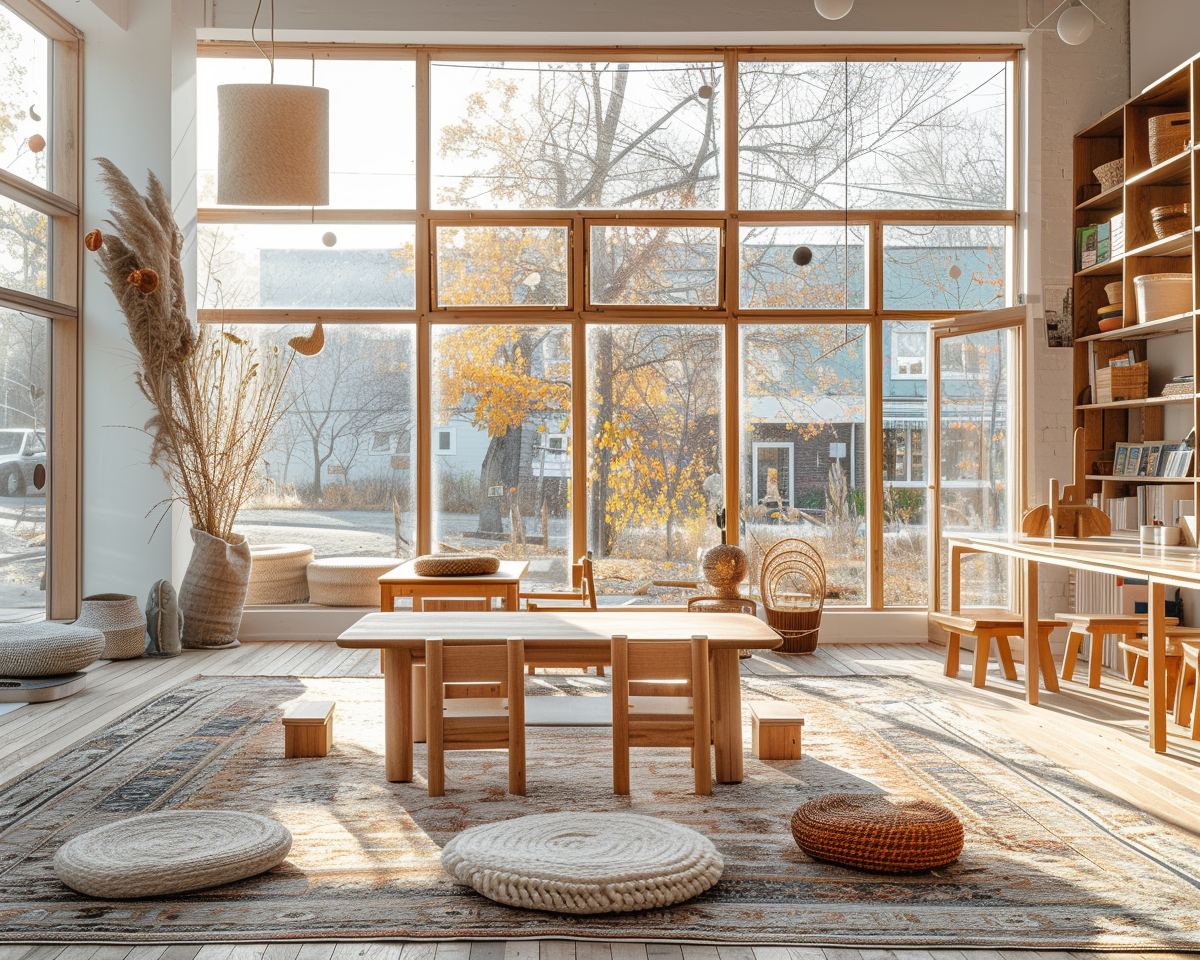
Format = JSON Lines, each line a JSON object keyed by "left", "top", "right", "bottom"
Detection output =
{"left": 948, "top": 533, "right": 1200, "bottom": 753}
{"left": 337, "top": 610, "right": 782, "bottom": 784}
{"left": 378, "top": 559, "right": 528, "bottom": 612}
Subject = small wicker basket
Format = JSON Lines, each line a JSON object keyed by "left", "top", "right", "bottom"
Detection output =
{"left": 1103, "top": 280, "right": 1122, "bottom": 305}
{"left": 1151, "top": 202, "right": 1190, "bottom": 240}
{"left": 1092, "top": 158, "right": 1124, "bottom": 192}
{"left": 1095, "top": 360, "right": 1148, "bottom": 403}
{"left": 1149, "top": 112, "right": 1190, "bottom": 165}
{"left": 1134, "top": 272, "right": 1192, "bottom": 323}
{"left": 760, "top": 539, "right": 826, "bottom": 654}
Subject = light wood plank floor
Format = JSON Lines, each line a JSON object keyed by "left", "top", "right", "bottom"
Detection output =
{"left": 2, "top": 641, "right": 1199, "bottom": 958}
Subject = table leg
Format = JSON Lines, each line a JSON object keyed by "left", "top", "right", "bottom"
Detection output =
{"left": 1148, "top": 579, "right": 1167, "bottom": 753}
{"left": 949, "top": 543, "right": 964, "bottom": 612}
{"left": 383, "top": 647, "right": 414, "bottom": 782}
{"left": 380, "top": 585, "right": 394, "bottom": 613}
{"left": 711, "top": 648, "right": 743, "bottom": 783}
{"left": 506, "top": 584, "right": 518, "bottom": 610}
{"left": 1023, "top": 559, "right": 1040, "bottom": 706}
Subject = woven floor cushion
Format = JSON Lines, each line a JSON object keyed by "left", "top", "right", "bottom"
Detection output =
{"left": 0, "top": 622, "right": 106, "bottom": 677}
{"left": 441, "top": 812, "right": 723, "bottom": 914}
{"left": 413, "top": 554, "right": 501, "bottom": 577}
{"left": 53, "top": 810, "right": 292, "bottom": 898}
{"left": 791, "top": 793, "right": 964, "bottom": 873}
{"left": 247, "top": 543, "right": 315, "bottom": 604}
{"left": 307, "top": 557, "right": 400, "bottom": 607}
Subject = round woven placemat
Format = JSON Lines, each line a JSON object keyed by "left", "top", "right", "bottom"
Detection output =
{"left": 790, "top": 793, "right": 963, "bottom": 873}
{"left": 413, "top": 554, "right": 500, "bottom": 577}
{"left": 441, "top": 812, "right": 723, "bottom": 914}
{"left": 53, "top": 810, "right": 292, "bottom": 899}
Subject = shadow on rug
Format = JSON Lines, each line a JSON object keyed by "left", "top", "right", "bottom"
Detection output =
{"left": 1, "top": 672, "right": 1199, "bottom": 948}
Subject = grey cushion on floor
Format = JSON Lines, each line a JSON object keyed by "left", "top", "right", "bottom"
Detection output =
{"left": 53, "top": 810, "right": 292, "bottom": 899}
{"left": 0, "top": 622, "right": 106, "bottom": 677}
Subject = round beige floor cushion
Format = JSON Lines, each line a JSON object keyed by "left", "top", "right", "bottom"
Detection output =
{"left": 307, "top": 557, "right": 399, "bottom": 606}
{"left": 412, "top": 554, "right": 500, "bottom": 577}
{"left": 790, "top": 793, "right": 964, "bottom": 873}
{"left": 0, "top": 622, "right": 105, "bottom": 677}
{"left": 53, "top": 810, "right": 292, "bottom": 898}
{"left": 441, "top": 812, "right": 723, "bottom": 914}
{"left": 247, "top": 543, "right": 315, "bottom": 604}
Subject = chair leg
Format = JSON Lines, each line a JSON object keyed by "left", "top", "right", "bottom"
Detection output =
{"left": 527, "top": 664, "right": 536, "bottom": 676}
{"left": 1131, "top": 654, "right": 1148, "bottom": 687}
{"left": 1173, "top": 661, "right": 1194, "bottom": 726}
{"left": 1060, "top": 629, "right": 1082, "bottom": 682}
{"left": 596, "top": 665, "right": 605, "bottom": 677}
{"left": 1087, "top": 632, "right": 1106, "bottom": 689}
{"left": 1166, "top": 656, "right": 1182, "bottom": 706}
{"left": 944, "top": 632, "right": 961, "bottom": 678}
{"left": 995, "top": 636, "right": 1018, "bottom": 680}
{"left": 1123, "top": 648, "right": 1138, "bottom": 682}
{"left": 1191, "top": 676, "right": 1200, "bottom": 740}
{"left": 971, "top": 633, "right": 991, "bottom": 688}
{"left": 1037, "top": 628, "right": 1060, "bottom": 693}
{"left": 412, "top": 663, "right": 427, "bottom": 743}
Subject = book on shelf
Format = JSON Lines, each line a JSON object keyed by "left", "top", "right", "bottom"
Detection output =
{"left": 1111, "top": 441, "right": 1193, "bottom": 478}
{"left": 1076, "top": 224, "right": 1099, "bottom": 270}
{"left": 1110, "top": 212, "right": 1125, "bottom": 259}
{"left": 1162, "top": 375, "right": 1194, "bottom": 397}
{"left": 1096, "top": 222, "right": 1111, "bottom": 264}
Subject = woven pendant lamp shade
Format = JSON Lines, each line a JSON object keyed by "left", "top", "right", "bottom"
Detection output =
{"left": 217, "top": 84, "right": 329, "bottom": 206}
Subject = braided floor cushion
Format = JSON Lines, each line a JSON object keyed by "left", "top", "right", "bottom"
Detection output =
{"left": 791, "top": 793, "right": 964, "bottom": 873}
{"left": 53, "top": 810, "right": 292, "bottom": 899}
{"left": 412, "top": 554, "right": 501, "bottom": 577}
{"left": 0, "top": 622, "right": 105, "bottom": 677}
{"left": 307, "top": 557, "right": 400, "bottom": 607}
{"left": 247, "top": 543, "right": 315, "bottom": 604}
{"left": 441, "top": 812, "right": 723, "bottom": 914}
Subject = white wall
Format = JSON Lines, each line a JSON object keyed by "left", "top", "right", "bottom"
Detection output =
{"left": 1130, "top": 0, "right": 1200, "bottom": 94}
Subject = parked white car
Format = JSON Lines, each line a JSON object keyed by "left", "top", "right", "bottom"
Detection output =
{"left": 0, "top": 429, "right": 47, "bottom": 498}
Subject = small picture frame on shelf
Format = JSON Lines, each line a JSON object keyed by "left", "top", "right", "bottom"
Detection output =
{"left": 1168, "top": 448, "right": 1195, "bottom": 478}
{"left": 1126, "top": 445, "right": 1145, "bottom": 477}
{"left": 1142, "top": 443, "right": 1163, "bottom": 477}
{"left": 1114, "top": 443, "right": 1130, "bottom": 476}
{"left": 1157, "top": 442, "right": 1180, "bottom": 477}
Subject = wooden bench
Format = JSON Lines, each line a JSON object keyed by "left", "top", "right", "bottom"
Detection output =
{"left": 749, "top": 700, "right": 804, "bottom": 760}
{"left": 932, "top": 611, "right": 1065, "bottom": 691}
{"left": 1059, "top": 614, "right": 1173, "bottom": 689}
{"left": 1117, "top": 629, "right": 1197, "bottom": 695}
{"left": 283, "top": 700, "right": 335, "bottom": 758}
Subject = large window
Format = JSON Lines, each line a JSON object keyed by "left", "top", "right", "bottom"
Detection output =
{"left": 0, "top": 1, "right": 80, "bottom": 620}
{"left": 197, "top": 44, "right": 1018, "bottom": 609}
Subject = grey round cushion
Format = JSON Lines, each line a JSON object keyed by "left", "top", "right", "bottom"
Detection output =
{"left": 0, "top": 622, "right": 106, "bottom": 677}
{"left": 53, "top": 810, "right": 292, "bottom": 899}
{"left": 441, "top": 812, "right": 723, "bottom": 914}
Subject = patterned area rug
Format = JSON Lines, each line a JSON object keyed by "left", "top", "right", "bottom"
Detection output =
{"left": 1, "top": 672, "right": 1199, "bottom": 947}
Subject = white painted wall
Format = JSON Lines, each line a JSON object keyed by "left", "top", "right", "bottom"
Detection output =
{"left": 1130, "top": 0, "right": 1200, "bottom": 95}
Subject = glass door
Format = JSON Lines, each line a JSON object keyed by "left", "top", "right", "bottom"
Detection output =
{"left": 928, "top": 306, "right": 1025, "bottom": 612}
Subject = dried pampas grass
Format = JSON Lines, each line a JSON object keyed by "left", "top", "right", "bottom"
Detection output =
{"left": 91, "top": 159, "right": 294, "bottom": 541}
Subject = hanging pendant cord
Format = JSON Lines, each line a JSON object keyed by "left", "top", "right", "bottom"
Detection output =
{"left": 250, "top": 0, "right": 275, "bottom": 83}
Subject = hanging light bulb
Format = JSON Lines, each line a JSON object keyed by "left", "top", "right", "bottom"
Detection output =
{"left": 814, "top": 0, "right": 854, "bottom": 20}
{"left": 1057, "top": 3, "right": 1095, "bottom": 44}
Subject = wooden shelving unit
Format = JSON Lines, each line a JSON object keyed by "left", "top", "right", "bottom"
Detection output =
{"left": 1071, "top": 56, "right": 1199, "bottom": 531}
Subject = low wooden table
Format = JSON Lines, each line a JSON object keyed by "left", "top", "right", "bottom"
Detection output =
{"left": 337, "top": 610, "right": 782, "bottom": 785}
{"left": 378, "top": 559, "right": 528, "bottom": 612}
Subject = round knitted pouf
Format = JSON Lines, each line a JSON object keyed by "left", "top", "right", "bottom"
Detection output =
{"left": 0, "top": 622, "right": 105, "bottom": 677}
{"left": 412, "top": 554, "right": 500, "bottom": 577}
{"left": 53, "top": 810, "right": 292, "bottom": 899}
{"left": 790, "top": 793, "right": 964, "bottom": 873}
{"left": 441, "top": 812, "right": 723, "bottom": 914}
{"left": 307, "top": 557, "right": 400, "bottom": 607}
{"left": 246, "top": 543, "right": 315, "bottom": 604}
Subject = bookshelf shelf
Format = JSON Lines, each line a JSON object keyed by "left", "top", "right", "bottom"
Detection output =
{"left": 1072, "top": 54, "right": 1200, "bottom": 536}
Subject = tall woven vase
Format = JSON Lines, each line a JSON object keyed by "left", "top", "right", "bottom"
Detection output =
{"left": 179, "top": 528, "right": 252, "bottom": 649}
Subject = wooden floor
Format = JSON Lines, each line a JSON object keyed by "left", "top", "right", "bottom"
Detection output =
{"left": 2, "top": 640, "right": 1200, "bottom": 958}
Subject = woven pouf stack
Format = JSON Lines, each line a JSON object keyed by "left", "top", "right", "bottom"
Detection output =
{"left": 53, "top": 810, "right": 293, "bottom": 898}
{"left": 0, "top": 622, "right": 106, "bottom": 677}
{"left": 246, "top": 544, "right": 315, "bottom": 604}
{"left": 412, "top": 554, "right": 500, "bottom": 577}
{"left": 441, "top": 812, "right": 723, "bottom": 914}
{"left": 790, "top": 793, "right": 964, "bottom": 873}
{"left": 307, "top": 557, "right": 400, "bottom": 607}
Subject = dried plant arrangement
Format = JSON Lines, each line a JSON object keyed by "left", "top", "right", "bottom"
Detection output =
{"left": 89, "top": 158, "right": 293, "bottom": 541}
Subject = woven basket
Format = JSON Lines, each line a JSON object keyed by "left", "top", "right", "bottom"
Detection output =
{"left": 412, "top": 554, "right": 500, "bottom": 577}
{"left": 760, "top": 539, "right": 826, "bottom": 655}
{"left": 246, "top": 543, "right": 314, "bottom": 605}
{"left": 1151, "top": 202, "right": 1190, "bottom": 240}
{"left": 1149, "top": 112, "right": 1190, "bottom": 165}
{"left": 307, "top": 557, "right": 400, "bottom": 607}
{"left": 790, "top": 793, "right": 964, "bottom": 873}
{"left": 1134, "top": 272, "right": 1192, "bottom": 323}
{"left": 1092, "top": 157, "right": 1124, "bottom": 192}
{"left": 1103, "top": 280, "right": 1122, "bottom": 305}
{"left": 1095, "top": 360, "right": 1148, "bottom": 403}
{"left": 76, "top": 593, "right": 146, "bottom": 660}
{"left": 178, "top": 529, "right": 252, "bottom": 649}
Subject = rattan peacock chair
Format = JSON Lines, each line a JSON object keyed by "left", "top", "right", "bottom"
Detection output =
{"left": 759, "top": 538, "right": 827, "bottom": 654}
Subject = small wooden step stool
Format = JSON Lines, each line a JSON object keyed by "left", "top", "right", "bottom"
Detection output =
{"left": 1059, "top": 614, "right": 1172, "bottom": 689}
{"left": 749, "top": 701, "right": 804, "bottom": 760}
{"left": 932, "top": 611, "right": 1065, "bottom": 691}
{"left": 283, "top": 700, "right": 335, "bottom": 758}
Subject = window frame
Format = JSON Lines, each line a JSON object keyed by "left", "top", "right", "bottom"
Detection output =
{"left": 195, "top": 41, "right": 1022, "bottom": 612}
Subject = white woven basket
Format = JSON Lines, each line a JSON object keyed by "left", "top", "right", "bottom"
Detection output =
{"left": 1134, "top": 273, "right": 1192, "bottom": 323}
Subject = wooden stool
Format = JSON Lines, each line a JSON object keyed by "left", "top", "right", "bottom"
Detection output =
{"left": 750, "top": 701, "right": 804, "bottom": 760}
{"left": 283, "top": 700, "right": 335, "bottom": 758}
{"left": 932, "top": 611, "right": 1065, "bottom": 691}
{"left": 1117, "top": 634, "right": 1188, "bottom": 696}
{"left": 1059, "top": 614, "right": 1167, "bottom": 689}
{"left": 1173, "top": 643, "right": 1200, "bottom": 739}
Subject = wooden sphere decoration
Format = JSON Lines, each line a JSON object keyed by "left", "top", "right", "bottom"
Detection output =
{"left": 698, "top": 84, "right": 713, "bottom": 100}
{"left": 322, "top": 231, "right": 337, "bottom": 247}
{"left": 792, "top": 245, "right": 814, "bottom": 267}
{"left": 28, "top": 134, "right": 45, "bottom": 153}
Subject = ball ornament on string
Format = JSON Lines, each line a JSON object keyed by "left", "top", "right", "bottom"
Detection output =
{"left": 948, "top": 264, "right": 962, "bottom": 281}
{"left": 322, "top": 232, "right": 337, "bottom": 247}
{"left": 698, "top": 84, "right": 713, "bottom": 100}
{"left": 28, "top": 134, "right": 45, "bottom": 153}
{"left": 792, "top": 246, "right": 814, "bottom": 267}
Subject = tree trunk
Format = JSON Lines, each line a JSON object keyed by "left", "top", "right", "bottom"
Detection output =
{"left": 590, "top": 328, "right": 616, "bottom": 558}
{"left": 478, "top": 426, "right": 525, "bottom": 534}
{"left": 310, "top": 439, "right": 324, "bottom": 501}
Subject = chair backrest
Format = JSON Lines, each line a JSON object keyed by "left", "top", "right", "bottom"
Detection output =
{"left": 760, "top": 538, "right": 827, "bottom": 615}
{"left": 579, "top": 553, "right": 598, "bottom": 610}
